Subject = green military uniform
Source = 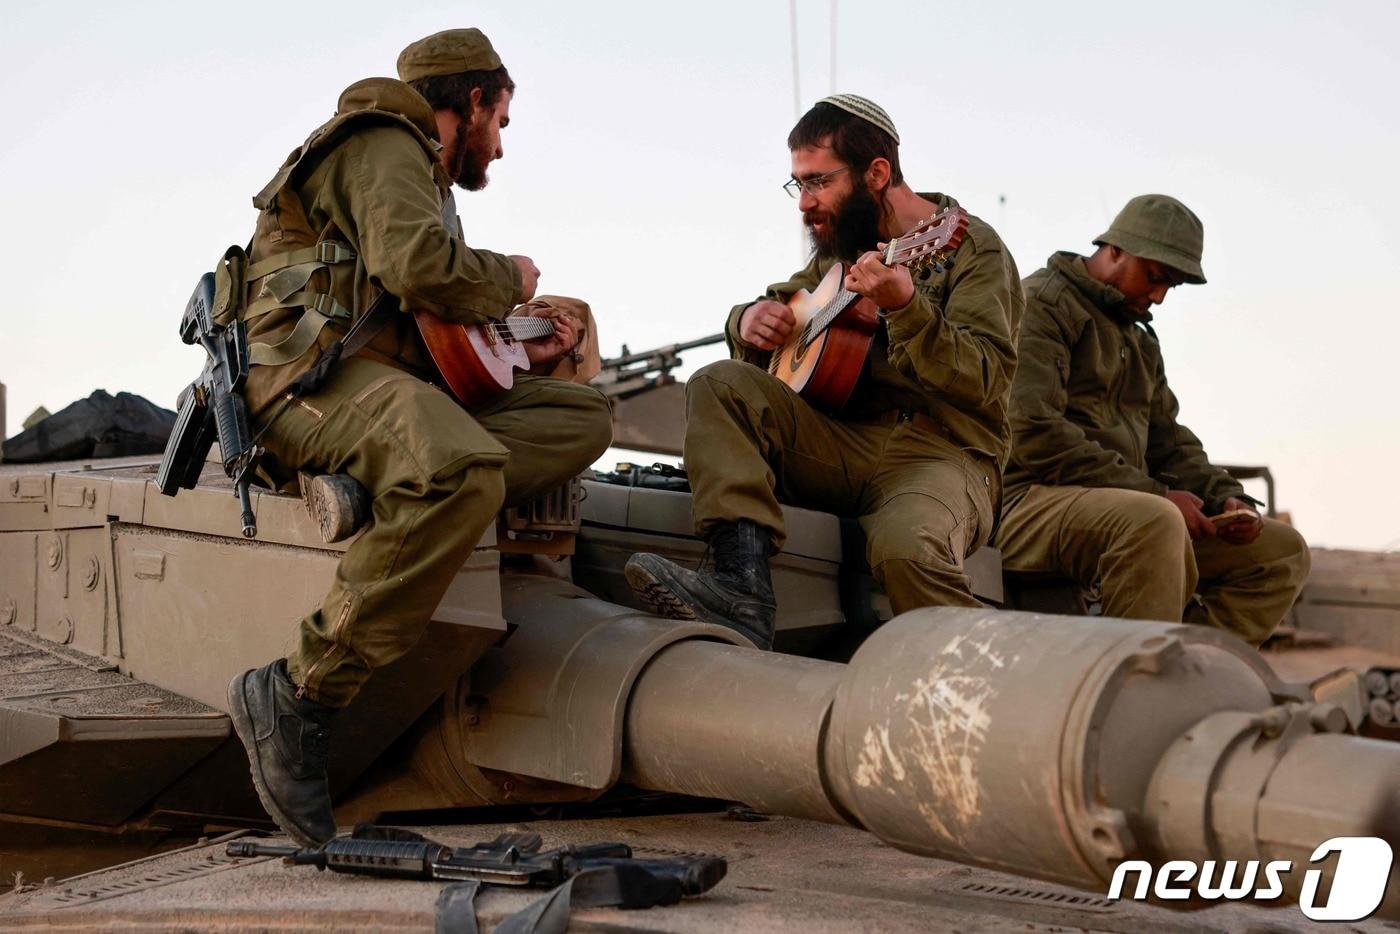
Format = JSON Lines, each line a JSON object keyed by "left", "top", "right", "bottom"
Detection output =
{"left": 686, "top": 193, "right": 1022, "bottom": 612}
{"left": 242, "top": 77, "right": 611, "bottom": 706}
{"left": 997, "top": 201, "right": 1309, "bottom": 644}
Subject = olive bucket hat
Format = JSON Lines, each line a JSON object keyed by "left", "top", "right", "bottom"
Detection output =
{"left": 1094, "top": 194, "right": 1206, "bottom": 284}
{"left": 397, "top": 28, "right": 502, "bottom": 82}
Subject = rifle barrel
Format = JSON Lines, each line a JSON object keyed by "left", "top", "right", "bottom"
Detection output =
{"left": 226, "top": 840, "right": 299, "bottom": 858}
{"left": 600, "top": 333, "right": 723, "bottom": 369}
{"left": 236, "top": 479, "right": 257, "bottom": 538}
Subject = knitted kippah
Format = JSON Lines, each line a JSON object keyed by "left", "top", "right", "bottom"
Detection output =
{"left": 815, "top": 94, "right": 900, "bottom": 144}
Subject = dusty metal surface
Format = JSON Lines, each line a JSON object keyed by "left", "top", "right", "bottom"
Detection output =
{"left": 0, "top": 628, "right": 227, "bottom": 823}
{"left": 1290, "top": 548, "right": 1400, "bottom": 654}
{"left": 0, "top": 813, "right": 1362, "bottom": 933}
{"left": 4, "top": 451, "right": 1400, "bottom": 928}
{"left": 0, "top": 455, "right": 510, "bottom": 883}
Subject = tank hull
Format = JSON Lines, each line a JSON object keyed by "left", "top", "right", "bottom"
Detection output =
{"left": 4, "top": 455, "right": 1400, "bottom": 921}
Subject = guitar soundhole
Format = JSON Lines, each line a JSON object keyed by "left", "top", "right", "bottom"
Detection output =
{"left": 791, "top": 339, "right": 807, "bottom": 368}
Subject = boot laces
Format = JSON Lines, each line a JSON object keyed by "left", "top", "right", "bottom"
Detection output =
{"left": 696, "top": 541, "right": 715, "bottom": 573}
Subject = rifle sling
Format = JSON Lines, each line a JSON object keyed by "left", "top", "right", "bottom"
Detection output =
{"left": 284, "top": 289, "right": 398, "bottom": 398}
{"left": 341, "top": 288, "right": 400, "bottom": 358}
{"left": 434, "top": 880, "right": 482, "bottom": 934}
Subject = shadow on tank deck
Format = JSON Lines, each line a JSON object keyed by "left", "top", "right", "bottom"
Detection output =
{"left": 0, "top": 812, "right": 1372, "bottom": 933}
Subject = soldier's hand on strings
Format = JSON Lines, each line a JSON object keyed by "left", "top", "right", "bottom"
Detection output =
{"left": 523, "top": 312, "right": 579, "bottom": 366}
{"left": 1215, "top": 496, "right": 1263, "bottom": 545}
{"left": 1166, "top": 489, "right": 1216, "bottom": 541}
{"left": 739, "top": 300, "right": 796, "bottom": 350}
{"left": 845, "top": 248, "right": 914, "bottom": 310}
{"left": 510, "top": 255, "right": 541, "bottom": 303}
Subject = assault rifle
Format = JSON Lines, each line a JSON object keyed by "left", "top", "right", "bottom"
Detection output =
{"left": 156, "top": 273, "right": 260, "bottom": 537}
{"left": 226, "top": 825, "right": 726, "bottom": 909}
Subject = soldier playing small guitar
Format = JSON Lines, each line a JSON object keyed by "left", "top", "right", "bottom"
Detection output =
{"left": 626, "top": 95, "right": 1024, "bottom": 648}
{"left": 225, "top": 29, "right": 613, "bottom": 848}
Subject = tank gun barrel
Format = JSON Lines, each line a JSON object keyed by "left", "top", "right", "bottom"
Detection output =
{"left": 388, "top": 589, "right": 1399, "bottom": 915}
{"left": 621, "top": 608, "right": 1400, "bottom": 913}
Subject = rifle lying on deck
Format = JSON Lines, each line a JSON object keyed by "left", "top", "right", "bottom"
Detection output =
{"left": 226, "top": 823, "right": 726, "bottom": 910}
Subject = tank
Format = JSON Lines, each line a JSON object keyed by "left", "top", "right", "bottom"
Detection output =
{"left": 2, "top": 354, "right": 1399, "bottom": 929}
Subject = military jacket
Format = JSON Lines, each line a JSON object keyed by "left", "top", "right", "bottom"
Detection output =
{"left": 725, "top": 193, "right": 1023, "bottom": 464}
{"left": 240, "top": 78, "right": 522, "bottom": 413}
{"left": 1003, "top": 252, "right": 1245, "bottom": 511}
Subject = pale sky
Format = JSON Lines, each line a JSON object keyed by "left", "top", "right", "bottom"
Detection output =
{"left": 1, "top": 1, "right": 1396, "bottom": 549}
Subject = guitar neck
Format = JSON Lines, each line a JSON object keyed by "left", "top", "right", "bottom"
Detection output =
{"left": 489, "top": 316, "right": 556, "bottom": 341}
{"left": 806, "top": 286, "right": 862, "bottom": 340}
{"left": 802, "top": 244, "right": 920, "bottom": 340}
{"left": 801, "top": 208, "right": 966, "bottom": 342}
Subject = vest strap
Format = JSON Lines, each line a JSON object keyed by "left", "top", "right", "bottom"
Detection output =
{"left": 245, "top": 289, "right": 353, "bottom": 324}
{"left": 246, "top": 240, "right": 356, "bottom": 282}
{"left": 260, "top": 262, "right": 322, "bottom": 304}
{"left": 249, "top": 308, "right": 337, "bottom": 367}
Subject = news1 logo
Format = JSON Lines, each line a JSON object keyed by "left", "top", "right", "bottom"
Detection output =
{"left": 1107, "top": 837, "right": 1394, "bottom": 921}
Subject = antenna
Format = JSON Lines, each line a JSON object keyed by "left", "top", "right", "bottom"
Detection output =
{"left": 829, "top": 0, "right": 838, "bottom": 93}
{"left": 790, "top": 0, "right": 805, "bottom": 260}
{"left": 789, "top": 0, "right": 802, "bottom": 121}
{"left": 787, "top": 0, "right": 842, "bottom": 261}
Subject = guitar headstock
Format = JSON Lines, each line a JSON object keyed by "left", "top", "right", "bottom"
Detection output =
{"left": 884, "top": 207, "right": 970, "bottom": 273}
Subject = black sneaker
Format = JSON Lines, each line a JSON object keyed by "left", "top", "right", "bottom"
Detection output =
{"left": 227, "top": 659, "right": 338, "bottom": 846}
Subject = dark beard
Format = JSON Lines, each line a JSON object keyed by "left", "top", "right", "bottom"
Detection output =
{"left": 807, "top": 182, "right": 884, "bottom": 264}
{"left": 450, "top": 120, "right": 492, "bottom": 191}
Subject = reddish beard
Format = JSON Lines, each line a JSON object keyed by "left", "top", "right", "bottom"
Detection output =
{"left": 449, "top": 119, "right": 492, "bottom": 191}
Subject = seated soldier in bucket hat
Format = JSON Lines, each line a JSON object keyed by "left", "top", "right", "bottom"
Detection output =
{"left": 224, "top": 28, "right": 613, "bottom": 847}
{"left": 996, "top": 194, "right": 1309, "bottom": 645}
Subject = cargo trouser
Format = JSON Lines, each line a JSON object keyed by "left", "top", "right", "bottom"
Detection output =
{"left": 684, "top": 360, "right": 996, "bottom": 613}
{"left": 256, "top": 357, "right": 612, "bottom": 706}
{"left": 996, "top": 484, "right": 1311, "bottom": 645}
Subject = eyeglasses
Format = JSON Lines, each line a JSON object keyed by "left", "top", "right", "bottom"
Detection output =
{"left": 783, "top": 166, "right": 849, "bottom": 199}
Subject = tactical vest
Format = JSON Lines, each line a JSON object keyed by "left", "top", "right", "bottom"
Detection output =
{"left": 224, "top": 80, "right": 448, "bottom": 414}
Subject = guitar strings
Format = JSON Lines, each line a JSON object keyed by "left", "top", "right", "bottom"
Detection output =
{"left": 481, "top": 319, "right": 557, "bottom": 340}
{"left": 786, "top": 245, "right": 953, "bottom": 355}
{"left": 774, "top": 209, "right": 964, "bottom": 363}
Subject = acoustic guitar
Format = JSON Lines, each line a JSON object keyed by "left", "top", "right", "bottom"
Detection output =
{"left": 767, "top": 206, "right": 969, "bottom": 411}
{"left": 414, "top": 312, "right": 557, "bottom": 408}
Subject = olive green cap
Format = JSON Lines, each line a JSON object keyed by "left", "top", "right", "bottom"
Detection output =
{"left": 1094, "top": 194, "right": 1206, "bottom": 284}
{"left": 397, "top": 28, "right": 502, "bottom": 83}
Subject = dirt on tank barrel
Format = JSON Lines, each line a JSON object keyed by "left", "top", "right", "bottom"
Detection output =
{"left": 623, "top": 608, "right": 1400, "bottom": 912}
{"left": 339, "top": 580, "right": 1400, "bottom": 915}
{"left": 477, "top": 599, "right": 1400, "bottom": 913}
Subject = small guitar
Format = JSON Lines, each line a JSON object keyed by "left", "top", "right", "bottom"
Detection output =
{"left": 414, "top": 312, "right": 557, "bottom": 408}
{"left": 767, "top": 206, "right": 969, "bottom": 411}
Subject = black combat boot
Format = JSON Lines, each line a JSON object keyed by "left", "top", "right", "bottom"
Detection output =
{"left": 624, "top": 520, "right": 777, "bottom": 649}
{"left": 227, "top": 659, "right": 338, "bottom": 846}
